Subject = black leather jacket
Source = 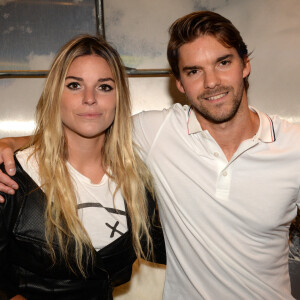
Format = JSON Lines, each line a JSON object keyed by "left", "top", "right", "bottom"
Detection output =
{"left": 0, "top": 158, "right": 165, "bottom": 300}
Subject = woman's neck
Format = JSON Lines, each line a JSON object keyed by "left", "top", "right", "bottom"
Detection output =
{"left": 66, "top": 134, "right": 105, "bottom": 184}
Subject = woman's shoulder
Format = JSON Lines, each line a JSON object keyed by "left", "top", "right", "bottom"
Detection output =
{"left": 0, "top": 155, "right": 39, "bottom": 231}
{"left": 15, "top": 147, "right": 41, "bottom": 187}
{"left": 0, "top": 150, "right": 40, "bottom": 196}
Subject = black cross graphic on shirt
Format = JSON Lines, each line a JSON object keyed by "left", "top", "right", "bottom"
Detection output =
{"left": 105, "top": 221, "right": 123, "bottom": 238}
{"left": 77, "top": 203, "right": 126, "bottom": 238}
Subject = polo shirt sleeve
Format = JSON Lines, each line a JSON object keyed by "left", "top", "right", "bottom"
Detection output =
{"left": 132, "top": 109, "right": 169, "bottom": 160}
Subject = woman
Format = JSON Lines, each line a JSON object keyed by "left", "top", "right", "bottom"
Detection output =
{"left": 0, "top": 35, "right": 165, "bottom": 300}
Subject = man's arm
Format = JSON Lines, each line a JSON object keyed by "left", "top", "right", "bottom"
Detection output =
{"left": 0, "top": 136, "right": 30, "bottom": 202}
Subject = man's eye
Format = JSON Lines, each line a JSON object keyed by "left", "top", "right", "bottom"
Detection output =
{"left": 99, "top": 84, "right": 113, "bottom": 92}
{"left": 66, "top": 82, "right": 80, "bottom": 90}
{"left": 187, "top": 70, "right": 198, "bottom": 76}
{"left": 220, "top": 60, "right": 231, "bottom": 66}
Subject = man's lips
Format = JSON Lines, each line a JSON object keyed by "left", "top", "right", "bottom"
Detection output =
{"left": 204, "top": 91, "right": 229, "bottom": 101}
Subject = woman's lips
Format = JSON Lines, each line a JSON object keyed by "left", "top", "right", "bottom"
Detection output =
{"left": 77, "top": 113, "right": 102, "bottom": 119}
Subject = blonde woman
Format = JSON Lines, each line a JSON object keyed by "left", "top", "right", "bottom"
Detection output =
{"left": 0, "top": 35, "right": 165, "bottom": 300}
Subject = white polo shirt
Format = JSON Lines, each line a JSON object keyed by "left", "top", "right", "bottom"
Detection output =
{"left": 133, "top": 104, "right": 300, "bottom": 300}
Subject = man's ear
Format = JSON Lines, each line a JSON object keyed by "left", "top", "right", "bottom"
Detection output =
{"left": 176, "top": 79, "right": 185, "bottom": 94}
{"left": 243, "top": 56, "right": 251, "bottom": 79}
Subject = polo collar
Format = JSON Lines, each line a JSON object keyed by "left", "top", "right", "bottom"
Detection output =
{"left": 250, "top": 106, "right": 276, "bottom": 143}
{"left": 186, "top": 106, "right": 276, "bottom": 143}
{"left": 187, "top": 106, "right": 202, "bottom": 134}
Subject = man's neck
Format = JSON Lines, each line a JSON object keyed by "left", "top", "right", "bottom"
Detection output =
{"left": 197, "top": 106, "right": 259, "bottom": 161}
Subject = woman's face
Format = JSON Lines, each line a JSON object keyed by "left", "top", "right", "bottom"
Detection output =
{"left": 61, "top": 54, "right": 116, "bottom": 142}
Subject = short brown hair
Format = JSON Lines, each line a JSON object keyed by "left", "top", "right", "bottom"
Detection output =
{"left": 167, "top": 11, "right": 250, "bottom": 92}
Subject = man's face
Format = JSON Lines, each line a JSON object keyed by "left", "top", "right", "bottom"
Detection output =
{"left": 176, "top": 35, "right": 250, "bottom": 126}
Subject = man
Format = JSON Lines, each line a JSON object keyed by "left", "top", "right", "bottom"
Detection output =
{"left": 0, "top": 11, "right": 299, "bottom": 299}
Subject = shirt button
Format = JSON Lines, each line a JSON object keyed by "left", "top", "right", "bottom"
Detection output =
{"left": 201, "top": 132, "right": 206, "bottom": 138}
{"left": 222, "top": 171, "right": 228, "bottom": 176}
{"left": 214, "top": 152, "right": 219, "bottom": 157}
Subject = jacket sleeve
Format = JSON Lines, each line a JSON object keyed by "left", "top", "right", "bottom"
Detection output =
{"left": 143, "top": 190, "right": 166, "bottom": 265}
{"left": 0, "top": 162, "right": 20, "bottom": 299}
{"left": 0, "top": 202, "right": 18, "bottom": 298}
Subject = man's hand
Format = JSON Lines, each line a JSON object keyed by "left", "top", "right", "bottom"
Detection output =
{"left": 1, "top": 146, "right": 16, "bottom": 175}
{"left": 0, "top": 145, "right": 18, "bottom": 202}
{"left": 0, "top": 137, "right": 29, "bottom": 203}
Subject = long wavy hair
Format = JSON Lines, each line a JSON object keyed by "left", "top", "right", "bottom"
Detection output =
{"left": 30, "top": 35, "right": 154, "bottom": 276}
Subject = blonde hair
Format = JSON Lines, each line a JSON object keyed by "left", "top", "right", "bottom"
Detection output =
{"left": 30, "top": 35, "right": 154, "bottom": 276}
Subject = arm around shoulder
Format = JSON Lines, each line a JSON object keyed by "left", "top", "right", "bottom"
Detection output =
{"left": 0, "top": 136, "right": 30, "bottom": 166}
{"left": 0, "top": 136, "right": 30, "bottom": 200}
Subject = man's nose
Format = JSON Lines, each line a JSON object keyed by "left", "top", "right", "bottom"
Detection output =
{"left": 203, "top": 69, "right": 221, "bottom": 89}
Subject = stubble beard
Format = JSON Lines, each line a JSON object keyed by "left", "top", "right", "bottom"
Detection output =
{"left": 193, "top": 82, "right": 245, "bottom": 124}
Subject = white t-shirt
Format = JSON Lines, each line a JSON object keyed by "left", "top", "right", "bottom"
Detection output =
{"left": 16, "top": 148, "right": 128, "bottom": 251}
{"left": 133, "top": 104, "right": 300, "bottom": 300}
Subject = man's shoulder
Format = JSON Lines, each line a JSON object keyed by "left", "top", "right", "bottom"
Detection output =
{"left": 252, "top": 106, "right": 300, "bottom": 141}
{"left": 270, "top": 115, "right": 300, "bottom": 134}
{"left": 132, "top": 104, "right": 190, "bottom": 151}
{"left": 133, "top": 103, "right": 190, "bottom": 125}
{"left": 268, "top": 115, "right": 300, "bottom": 148}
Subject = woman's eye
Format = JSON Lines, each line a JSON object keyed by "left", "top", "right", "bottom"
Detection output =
{"left": 66, "top": 82, "right": 81, "bottom": 90}
{"left": 99, "top": 84, "right": 113, "bottom": 92}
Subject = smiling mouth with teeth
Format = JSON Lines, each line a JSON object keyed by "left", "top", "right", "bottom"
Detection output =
{"left": 206, "top": 92, "right": 228, "bottom": 101}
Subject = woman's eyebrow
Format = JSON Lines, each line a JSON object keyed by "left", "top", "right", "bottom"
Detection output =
{"left": 65, "top": 76, "right": 115, "bottom": 83}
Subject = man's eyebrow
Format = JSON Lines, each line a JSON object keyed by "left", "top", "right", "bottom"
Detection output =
{"left": 182, "top": 65, "right": 200, "bottom": 72}
{"left": 181, "top": 54, "right": 234, "bottom": 72}
{"left": 216, "top": 54, "right": 233, "bottom": 63}
{"left": 65, "top": 76, "right": 115, "bottom": 83}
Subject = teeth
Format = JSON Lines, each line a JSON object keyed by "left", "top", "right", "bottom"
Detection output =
{"left": 207, "top": 93, "right": 227, "bottom": 100}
